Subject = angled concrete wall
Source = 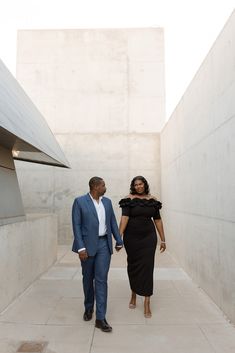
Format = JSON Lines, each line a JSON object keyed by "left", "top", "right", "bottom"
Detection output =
{"left": 0, "top": 58, "right": 69, "bottom": 168}
{"left": 0, "top": 57, "right": 68, "bottom": 311}
{"left": 0, "top": 58, "right": 69, "bottom": 225}
{"left": 161, "top": 10, "right": 235, "bottom": 323}
{"left": 16, "top": 28, "right": 165, "bottom": 243}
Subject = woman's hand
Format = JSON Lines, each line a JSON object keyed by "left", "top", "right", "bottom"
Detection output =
{"left": 160, "top": 242, "right": 166, "bottom": 253}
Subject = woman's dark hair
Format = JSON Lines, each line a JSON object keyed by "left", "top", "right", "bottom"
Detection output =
{"left": 130, "top": 176, "right": 150, "bottom": 195}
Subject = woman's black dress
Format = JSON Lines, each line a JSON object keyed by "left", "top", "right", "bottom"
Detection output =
{"left": 119, "top": 198, "right": 162, "bottom": 296}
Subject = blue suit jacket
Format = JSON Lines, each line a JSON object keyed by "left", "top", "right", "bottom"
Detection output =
{"left": 72, "top": 193, "right": 123, "bottom": 256}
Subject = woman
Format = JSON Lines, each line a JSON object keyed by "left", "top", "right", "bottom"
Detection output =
{"left": 119, "top": 176, "right": 166, "bottom": 318}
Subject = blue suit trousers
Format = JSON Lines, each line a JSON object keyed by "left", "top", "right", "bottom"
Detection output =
{"left": 81, "top": 236, "right": 111, "bottom": 320}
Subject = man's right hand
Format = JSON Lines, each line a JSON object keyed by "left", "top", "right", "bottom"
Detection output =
{"left": 78, "top": 250, "right": 88, "bottom": 261}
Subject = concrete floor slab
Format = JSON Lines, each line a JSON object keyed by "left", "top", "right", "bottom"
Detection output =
{"left": 47, "top": 297, "right": 89, "bottom": 325}
{"left": 199, "top": 324, "right": 235, "bottom": 353}
{"left": 24, "top": 280, "right": 83, "bottom": 299}
{"left": 40, "top": 266, "right": 79, "bottom": 280}
{"left": 0, "top": 246, "right": 235, "bottom": 353}
{"left": 91, "top": 324, "right": 216, "bottom": 353}
{"left": 0, "top": 323, "right": 93, "bottom": 353}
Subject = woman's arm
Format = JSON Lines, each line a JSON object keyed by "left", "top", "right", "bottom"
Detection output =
{"left": 119, "top": 215, "right": 129, "bottom": 236}
{"left": 154, "top": 218, "right": 166, "bottom": 253}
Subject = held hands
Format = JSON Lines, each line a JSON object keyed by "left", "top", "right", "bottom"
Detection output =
{"left": 115, "top": 233, "right": 123, "bottom": 252}
{"left": 115, "top": 245, "right": 123, "bottom": 252}
{"left": 78, "top": 247, "right": 123, "bottom": 258}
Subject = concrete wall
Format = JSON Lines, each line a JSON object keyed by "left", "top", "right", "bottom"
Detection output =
{"left": 0, "top": 146, "right": 25, "bottom": 225}
{"left": 161, "top": 11, "right": 235, "bottom": 323}
{"left": 16, "top": 28, "right": 165, "bottom": 243}
{"left": 0, "top": 214, "right": 57, "bottom": 312}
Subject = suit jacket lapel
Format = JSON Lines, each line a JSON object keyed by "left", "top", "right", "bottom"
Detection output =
{"left": 85, "top": 193, "right": 99, "bottom": 220}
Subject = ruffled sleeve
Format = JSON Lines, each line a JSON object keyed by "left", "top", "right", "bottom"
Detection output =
{"left": 153, "top": 207, "right": 161, "bottom": 220}
{"left": 152, "top": 199, "right": 162, "bottom": 220}
{"left": 119, "top": 198, "right": 131, "bottom": 216}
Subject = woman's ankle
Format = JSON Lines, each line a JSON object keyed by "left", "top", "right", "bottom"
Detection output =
{"left": 130, "top": 292, "right": 136, "bottom": 303}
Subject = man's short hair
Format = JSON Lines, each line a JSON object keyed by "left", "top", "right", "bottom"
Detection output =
{"left": 89, "top": 176, "right": 103, "bottom": 190}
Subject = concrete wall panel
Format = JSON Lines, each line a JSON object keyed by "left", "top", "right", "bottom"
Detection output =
{"left": 16, "top": 28, "right": 165, "bottom": 243}
{"left": 15, "top": 165, "right": 54, "bottom": 211}
{"left": 161, "top": 10, "right": 235, "bottom": 323}
{"left": 0, "top": 214, "right": 57, "bottom": 312}
{"left": 0, "top": 147, "right": 25, "bottom": 224}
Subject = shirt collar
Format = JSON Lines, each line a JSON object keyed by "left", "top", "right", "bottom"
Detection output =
{"left": 89, "top": 193, "right": 103, "bottom": 203}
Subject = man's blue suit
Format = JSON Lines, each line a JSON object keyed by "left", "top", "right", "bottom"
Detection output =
{"left": 72, "top": 193, "right": 123, "bottom": 320}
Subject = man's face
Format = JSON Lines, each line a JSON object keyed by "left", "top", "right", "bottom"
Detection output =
{"left": 96, "top": 180, "right": 106, "bottom": 196}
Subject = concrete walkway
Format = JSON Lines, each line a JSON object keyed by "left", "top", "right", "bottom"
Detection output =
{"left": 0, "top": 246, "right": 235, "bottom": 353}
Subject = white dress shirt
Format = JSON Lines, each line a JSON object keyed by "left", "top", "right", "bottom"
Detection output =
{"left": 90, "top": 194, "right": 107, "bottom": 236}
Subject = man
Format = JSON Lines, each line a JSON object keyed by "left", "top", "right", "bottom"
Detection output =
{"left": 72, "top": 177, "right": 123, "bottom": 332}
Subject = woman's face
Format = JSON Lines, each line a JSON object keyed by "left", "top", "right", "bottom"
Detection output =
{"left": 134, "top": 179, "right": 145, "bottom": 194}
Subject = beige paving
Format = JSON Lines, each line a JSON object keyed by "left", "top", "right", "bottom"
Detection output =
{"left": 0, "top": 246, "right": 235, "bottom": 353}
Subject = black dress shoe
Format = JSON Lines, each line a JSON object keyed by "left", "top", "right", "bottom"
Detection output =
{"left": 83, "top": 309, "right": 93, "bottom": 321}
{"left": 95, "top": 319, "right": 112, "bottom": 332}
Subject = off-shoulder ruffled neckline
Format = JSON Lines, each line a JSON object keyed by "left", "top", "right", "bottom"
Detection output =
{"left": 119, "top": 197, "right": 162, "bottom": 209}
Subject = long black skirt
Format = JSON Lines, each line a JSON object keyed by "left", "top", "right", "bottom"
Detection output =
{"left": 123, "top": 217, "right": 157, "bottom": 296}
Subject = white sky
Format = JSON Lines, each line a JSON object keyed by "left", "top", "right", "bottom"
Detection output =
{"left": 0, "top": 0, "right": 234, "bottom": 119}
